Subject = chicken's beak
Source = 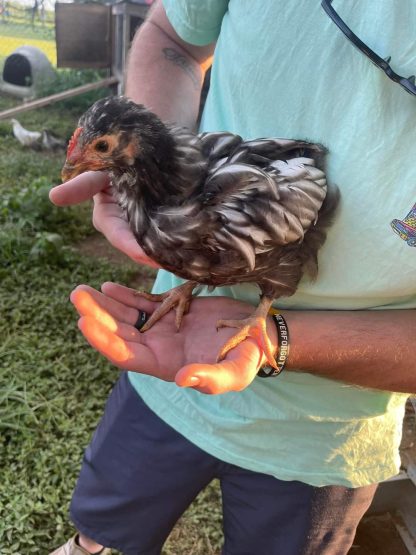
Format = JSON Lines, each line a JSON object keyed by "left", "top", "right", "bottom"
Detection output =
{"left": 61, "top": 161, "right": 85, "bottom": 182}
{"left": 61, "top": 162, "right": 77, "bottom": 182}
{"left": 61, "top": 157, "right": 111, "bottom": 182}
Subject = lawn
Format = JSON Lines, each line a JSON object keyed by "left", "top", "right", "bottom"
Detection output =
{"left": 0, "top": 91, "right": 222, "bottom": 554}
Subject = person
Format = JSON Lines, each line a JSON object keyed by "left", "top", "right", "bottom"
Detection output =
{"left": 49, "top": 1, "right": 416, "bottom": 554}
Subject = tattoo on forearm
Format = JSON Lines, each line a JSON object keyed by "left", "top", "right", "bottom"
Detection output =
{"left": 162, "top": 47, "right": 200, "bottom": 90}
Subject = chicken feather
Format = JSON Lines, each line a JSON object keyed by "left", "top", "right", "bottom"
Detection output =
{"left": 62, "top": 96, "right": 340, "bottom": 366}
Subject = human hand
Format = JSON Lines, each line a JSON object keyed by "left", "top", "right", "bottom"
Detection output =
{"left": 71, "top": 282, "right": 277, "bottom": 394}
{"left": 49, "top": 171, "right": 160, "bottom": 268}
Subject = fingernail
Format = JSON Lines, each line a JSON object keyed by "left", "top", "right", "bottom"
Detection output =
{"left": 186, "top": 376, "right": 200, "bottom": 387}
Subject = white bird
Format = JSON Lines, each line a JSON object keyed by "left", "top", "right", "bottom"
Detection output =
{"left": 11, "top": 118, "right": 42, "bottom": 148}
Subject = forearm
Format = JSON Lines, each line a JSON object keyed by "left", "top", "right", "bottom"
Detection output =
{"left": 126, "top": 1, "right": 213, "bottom": 128}
{"left": 280, "top": 309, "right": 416, "bottom": 393}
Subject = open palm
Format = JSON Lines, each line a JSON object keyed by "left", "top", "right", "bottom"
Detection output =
{"left": 72, "top": 282, "right": 275, "bottom": 394}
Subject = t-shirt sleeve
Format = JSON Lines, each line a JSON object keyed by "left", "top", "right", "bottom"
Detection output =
{"left": 162, "top": 0, "right": 229, "bottom": 45}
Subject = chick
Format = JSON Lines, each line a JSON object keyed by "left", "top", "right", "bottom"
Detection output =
{"left": 11, "top": 118, "right": 41, "bottom": 148}
{"left": 62, "top": 96, "right": 339, "bottom": 367}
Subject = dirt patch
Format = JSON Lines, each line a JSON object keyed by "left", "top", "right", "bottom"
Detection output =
{"left": 351, "top": 512, "right": 409, "bottom": 555}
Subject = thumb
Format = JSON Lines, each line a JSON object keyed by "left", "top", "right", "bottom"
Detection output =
{"left": 175, "top": 340, "right": 262, "bottom": 394}
{"left": 175, "top": 361, "right": 242, "bottom": 394}
{"left": 50, "top": 171, "right": 110, "bottom": 206}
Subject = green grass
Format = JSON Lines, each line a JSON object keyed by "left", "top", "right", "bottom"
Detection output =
{"left": 1, "top": 1, "right": 55, "bottom": 38}
{"left": 0, "top": 21, "right": 55, "bottom": 41}
{"left": 0, "top": 91, "right": 223, "bottom": 554}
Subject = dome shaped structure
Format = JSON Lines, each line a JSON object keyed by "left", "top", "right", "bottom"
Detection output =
{"left": 0, "top": 45, "right": 56, "bottom": 99}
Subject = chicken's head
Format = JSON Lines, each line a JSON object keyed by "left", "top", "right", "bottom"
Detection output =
{"left": 61, "top": 96, "right": 174, "bottom": 182}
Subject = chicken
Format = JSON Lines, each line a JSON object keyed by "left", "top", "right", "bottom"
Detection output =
{"left": 41, "top": 129, "right": 66, "bottom": 151}
{"left": 11, "top": 118, "right": 66, "bottom": 151}
{"left": 11, "top": 118, "right": 42, "bottom": 148}
{"left": 62, "top": 96, "right": 339, "bottom": 367}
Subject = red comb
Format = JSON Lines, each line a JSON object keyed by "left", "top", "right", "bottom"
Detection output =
{"left": 67, "top": 127, "right": 83, "bottom": 157}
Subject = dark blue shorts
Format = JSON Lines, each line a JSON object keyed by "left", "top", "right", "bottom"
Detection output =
{"left": 70, "top": 372, "right": 377, "bottom": 555}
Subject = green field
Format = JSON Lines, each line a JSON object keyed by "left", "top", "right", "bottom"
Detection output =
{"left": 0, "top": 93, "right": 223, "bottom": 554}
{"left": 0, "top": 21, "right": 54, "bottom": 41}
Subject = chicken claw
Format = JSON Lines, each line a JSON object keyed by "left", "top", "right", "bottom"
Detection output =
{"left": 135, "top": 281, "right": 197, "bottom": 331}
{"left": 216, "top": 315, "right": 277, "bottom": 369}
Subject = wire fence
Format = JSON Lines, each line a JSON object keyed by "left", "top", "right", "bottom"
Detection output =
{"left": 0, "top": 0, "right": 56, "bottom": 67}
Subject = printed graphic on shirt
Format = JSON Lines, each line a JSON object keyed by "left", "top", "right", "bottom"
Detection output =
{"left": 391, "top": 203, "right": 416, "bottom": 247}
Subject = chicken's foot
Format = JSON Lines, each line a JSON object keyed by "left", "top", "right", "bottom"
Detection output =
{"left": 216, "top": 296, "right": 277, "bottom": 368}
{"left": 135, "top": 280, "right": 198, "bottom": 332}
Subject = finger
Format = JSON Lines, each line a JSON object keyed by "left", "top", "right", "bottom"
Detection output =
{"left": 103, "top": 224, "right": 153, "bottom": 265}
{"left": 101, "top": 282, "right": 160, "bottom": 313}
{"left": 78, "top": 316, "right": 158, "bottom": 372}
{"left": 50, "top": 171, "right": 110, "bottom": 206}
{"left": 71, "top": 286, "right": 139, "bottom": 328}
{"left": 175, "top": 339, "right": 262, "bottom": 394}
{"left": 176, "top": 359, "right": 255, "bottom": 394}
{"left": 176, "top": 362, "right": 241, "bottom": 394}
{"left": 92, "top": 200, "right": 160, "bottom": 267}
{"left": 93, "top": 190, "right": 117, "bottom": 205}
{"left": 91, "top": 195, "right": 130, "bottom": 238}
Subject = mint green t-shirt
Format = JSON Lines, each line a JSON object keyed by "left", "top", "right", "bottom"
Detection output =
{"left": 129, "top": 0, "right": 416, "bottom": 487}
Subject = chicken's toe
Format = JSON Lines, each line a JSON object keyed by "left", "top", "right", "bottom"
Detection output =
{"left": 216, "top": 316, "right": 277, "bottom": 369}
{"left": 135, "top": 281, "right": 197, "bottom": 332}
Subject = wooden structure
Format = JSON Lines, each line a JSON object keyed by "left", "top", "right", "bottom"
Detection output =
{"left": 55, "top": 1, "right": 151, "bottom": 94}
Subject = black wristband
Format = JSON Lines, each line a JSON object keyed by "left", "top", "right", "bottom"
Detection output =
{"left": 257, "top": 313, "right": 290, "bottom": 378}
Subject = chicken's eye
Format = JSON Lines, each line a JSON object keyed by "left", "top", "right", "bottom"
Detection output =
{"left": 95, "top": 140, "right": 109, "bottom": 153}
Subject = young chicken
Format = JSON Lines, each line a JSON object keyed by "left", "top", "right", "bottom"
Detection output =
{"left": 11, "top": 119, "right": 66, "bottom": 151}
{"left": 62, "top": 96, "right": 339, "bottom": 368}
{"left": 11, "top": 118, "right": 42, "bottom": 148}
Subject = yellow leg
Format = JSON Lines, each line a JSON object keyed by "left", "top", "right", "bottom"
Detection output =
{"left": 135, "top": 281, "right": 197, "bottom": 332}
{"left": 216, "top": 296, "right": 277, "bottom": 368}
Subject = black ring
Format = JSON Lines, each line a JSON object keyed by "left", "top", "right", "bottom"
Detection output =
{"left": 134, "top": 310, "right": 149, "bottom": 331}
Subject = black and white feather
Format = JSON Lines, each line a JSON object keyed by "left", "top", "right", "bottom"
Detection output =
{"left": 67, "top": 96, "right": 339, "bottom": 302}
